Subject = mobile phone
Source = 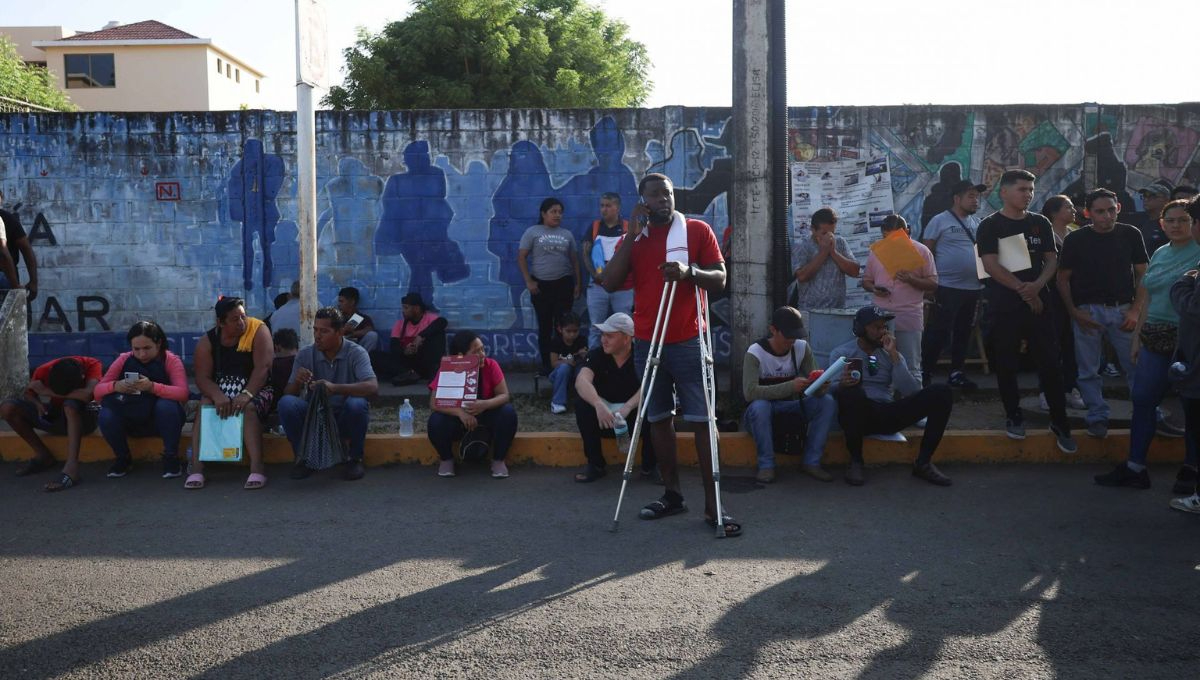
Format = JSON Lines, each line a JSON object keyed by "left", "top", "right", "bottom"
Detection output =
{"left": 125, "top": 372, "right": 141, "bottom": 395}
{"left": 347, "top": 313, "right": 364, "bottom": 329}
{"left": 845, "top": 358, "right": 863, "bottom": 380}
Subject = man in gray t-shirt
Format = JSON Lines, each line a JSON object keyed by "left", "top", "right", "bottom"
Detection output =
{"left": 519, "top": 223, "right": 578, "bottom": 282}
{"left": 791, "top": 208, "right": 860, "bottom": 309}
{"left": 919, "top": 179, "right": 986, "bottom": 389}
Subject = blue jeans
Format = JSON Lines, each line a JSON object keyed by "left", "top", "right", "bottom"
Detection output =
{"left": 427, "top": 404, "right": 518, "bottom": 461}
{"left": 742, "top": 395, "right": 837, "bottom": 468}
{"left": 549, "top": 362, "right": 582, "bottom": 407}
{"left": 278, "top": 394, "right": 371, "bottom": 461}
{"left": 1129, "top": 348, "right": 1198, "bottom": 466}
{"left": 99, "top": 399, "right": 184, "bottom": 457}
{"left": 634, "top": 337, "right": 709, "bottom": 423}
{"left": 586, "top": 285, "right": 634, "bottom": 347}
{"left": 1074, "top": 304, "right": 1135, "bottom": 424}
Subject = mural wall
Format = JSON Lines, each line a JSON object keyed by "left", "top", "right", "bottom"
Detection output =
{"left": 2, "top": 104, "right": 1199, "bottom": 368}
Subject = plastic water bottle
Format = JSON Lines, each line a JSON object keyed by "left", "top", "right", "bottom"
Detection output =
{"left": 398, "top": 399, "right": 415, "bottom": 438}
{"left": 613, "top": 413, "right": 630, "bottom": 454}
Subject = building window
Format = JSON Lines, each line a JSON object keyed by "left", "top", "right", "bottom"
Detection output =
{"left": 235, "top": 68, "right": 240, "bottom": 83}
{"left": 216, "top": 57, "right": 222, "bottom": 73}
{"left": 226, "top": 64, "right": 231, "bottom": 78}
{"left": 64, "top": 53, "right": 116, "bottom": 88}
{"left": 255, "top": 79, "right": 260, "bottom": 93}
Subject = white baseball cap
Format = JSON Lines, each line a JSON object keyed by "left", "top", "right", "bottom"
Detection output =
{"left": 594, "top": 312, "right": 634, "bottom": 336}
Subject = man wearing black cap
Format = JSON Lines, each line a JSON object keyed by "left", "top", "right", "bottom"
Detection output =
{"left": 827, "top": 306, "right": 953, "bottom": 486}
{"left": 1129, "top": 180, "right": 1173, "bottom": 255}
{"left": 920, "top": 179, "right": 987, "bottom": 390}
{"left": 371, "top": 291, "right": 448, "bottom": 385}
{"left": 741, "top": 306, "right": 837, "bottom": 484}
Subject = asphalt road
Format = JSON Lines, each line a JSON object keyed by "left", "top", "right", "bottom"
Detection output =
{"left": 0, "top": 461, "right": 1196, "bottom": 679}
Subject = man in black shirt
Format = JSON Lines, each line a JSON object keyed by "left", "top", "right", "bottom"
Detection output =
{"left": 1056, "top": 189, "right": 1148, "bottom": 438}
{"left": 0, "top": 189, "right": 38, "bottom": 299}
{"left": 572, "top": 312, "right": 657, "bottom": 483}
{"left": 1126, "top": 181, "right": 1171, "bottom": 256}
{"left": 977, "top": 169, "right": 1077, "bottom": 452}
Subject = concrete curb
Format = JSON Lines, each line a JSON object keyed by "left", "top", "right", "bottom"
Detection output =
{"left": 0, "top": 429, "right": 1185, "bottom": 467}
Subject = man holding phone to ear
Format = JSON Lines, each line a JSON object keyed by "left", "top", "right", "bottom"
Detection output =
{"left": 828, "top": 306, "right": 954, "bottom": 487}
{"left": 600, "top": 173, "right": 739, "bottom": 538}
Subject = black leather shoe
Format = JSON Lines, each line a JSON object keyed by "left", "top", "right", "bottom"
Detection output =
{"left": 343, "top": 460, "right": 365, "bottom": 481}
{"left": 913, "top": 462, "right": 952, "bottom": 486}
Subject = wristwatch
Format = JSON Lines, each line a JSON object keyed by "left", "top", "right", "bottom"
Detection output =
{"left": 686, "top": 264, "right": 698, "bottom": 280}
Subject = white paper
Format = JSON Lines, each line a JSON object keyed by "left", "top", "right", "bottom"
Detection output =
{"left": 435, "top": 386, "right": 465, "bottom": 400}
{"left": 976, "top": 234, "right": 1033, "bottom": 279}
{"left": 438, "top": 371, "right": 467, "bottom": 387}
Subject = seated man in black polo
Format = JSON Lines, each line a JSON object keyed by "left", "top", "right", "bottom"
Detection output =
{"left": 828, "top": 306, "right": 953, "bottom": 487}
{"left": 370, "top": 291, "right": 448, "bottom": 385}
{"left": 572, "top": 313, "right": 658, "bottom": 483}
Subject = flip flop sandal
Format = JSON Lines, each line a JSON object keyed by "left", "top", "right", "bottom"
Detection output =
{"left": 15, "top": 457, "right": 56, "bottom": 477}
{"left": 243, "top": 472, "right": 267, "bottom": 490}
{"left": 574, "top": 466, "right": 607, "bottom": 483}
{"left": 705, "top": 515, "right": 743, "bottom": 538}
{"left": 639, "top": 497, "right": 688, "bottom": 520}
{"left": 44, "top": 472, "right": 81, "bottom": 493}
{"left": 183, "top": 473, "right": 206, "bottom": 490}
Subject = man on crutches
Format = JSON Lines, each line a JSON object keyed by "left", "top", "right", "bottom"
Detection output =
{"left": 601, "top": 173, "right": 741, "bottom": 538}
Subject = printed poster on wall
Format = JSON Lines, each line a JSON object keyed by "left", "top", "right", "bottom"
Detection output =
{"left": 790, "top": 153, "right": 896, "bottom": 308}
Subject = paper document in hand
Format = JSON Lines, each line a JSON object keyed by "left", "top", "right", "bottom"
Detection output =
{"left": 976, "top": 234, "right": 1033, "bottom": 279}
{"left": 434, "top": 356, "right": 481, "bottom": 408}
{"left": 868, "top": 229, "right": 925, "bottom": 277}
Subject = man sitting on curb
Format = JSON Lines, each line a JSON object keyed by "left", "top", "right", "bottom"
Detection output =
{"left": 280, "top": 307, "right": 379, "bottom": 481}
{"left": 572, "top": 312, "right": 658, "bottom": 483}
{"left": 3, "top": 356, "right": 103, "bottom": 491}
{"left": 371, "top": 292, "right": 448, "bottom": 385}
{"left": 828, "top": 306, "right": 954, "bottom": 487}
{"left": 741, "top": 306, "right": 837, "bottom": 484}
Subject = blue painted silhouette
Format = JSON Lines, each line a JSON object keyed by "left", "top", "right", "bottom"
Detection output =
{"left": 228, "top": 139, "right": 284, "bottom": 290}
{"left": 376, "top": 141, "right": 468, "bottom": 302}
{"left": 317, "top": 157, "right": 383, "bottom": 267}
{"left": 488, "top": 140, "right": 556, "bottom": 325}
{"left": 557, "top": 117, "right": 640, "bottom": 243}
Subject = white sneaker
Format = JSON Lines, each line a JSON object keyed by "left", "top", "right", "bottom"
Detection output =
{"left": 1169, "top": 494, "right": 1200, "bottom": 514}
{"left": 1067, "top": 389, "right": 1086, "bottom": 410}
{"left": 1038, "top": 393, "right": 1049, "bottom": 411}
{"left": 550, "top": 403, "right": 567, "bottom": 414}
{"left": 866, "top": 432, "right": 908, "bottom": 443}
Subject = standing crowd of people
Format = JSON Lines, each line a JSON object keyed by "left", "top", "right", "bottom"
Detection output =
{"left": 6, "top": 170, "right": 1200, "bottom": 532}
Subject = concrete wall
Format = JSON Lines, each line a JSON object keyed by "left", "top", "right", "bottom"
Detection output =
{"left": 2, "top": 104, "right": 1199, "bottom": 369}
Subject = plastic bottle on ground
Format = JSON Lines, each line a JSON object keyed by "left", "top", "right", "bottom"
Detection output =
{"left": 398, "top": 399, "right": 415, "bottom": 438}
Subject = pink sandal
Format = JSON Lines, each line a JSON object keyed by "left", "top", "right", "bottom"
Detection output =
{"left": 243, "top": 472, "right": 267, "bottom": 490}
{"left": 183, "top": 473, "right": 206, "bottom": 490}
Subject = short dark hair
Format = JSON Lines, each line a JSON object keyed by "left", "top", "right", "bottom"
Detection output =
{"left": 273, "top": 292, "right": 289, "bottom": 310}
{"left": 47, "top": 358, "right": 85, "bottom": 396}
{"left": 1162, "top": 198, "right": 1193, "bottom": 220}
{"left": 638, "top": 172, "right": 672, "bottom": 196}
{"left": 556, "top": 311, "right": 581, "bottom": 328}
{"left": 880, "top": 214, "right": 906, "bottom": 232}
{"left": 127, "top": 320, "right": 168, "bottom": 353}
{"left": 1085, "top": 188, "right": 1118, "bottom": 210}
{"left": 314, "top": 306, "right": 345, "bottom": 330}
{"left": 538, "top": 197, "right": 564, "bottom": 224}
{"left": 214, "top": 296, "right": 245, "bottom": 322}
{"left": 1171, "top": 185, "right": 1198, "bottom": 200}
{"left": 810, "top": 208, "right": 838, "bottom": 228}
{"left": 1040, "top": 195, "right": 1073, "bottom": 221}
{"left": 600, "top": 192, "right": 621, "bottom": 205}
{"left": 273, "top": 328, "right": 299, "bottom": 351}
{"left": 999, "top": 169, "right": 1036, "bottom": 188}
{"left": 1187, "top": 197, "right": 1200, "bottom": 222}
{"left": 450, "top": 330, "right": 480, "bottom": 356}
{"left": 289, "top": 280, "right": 301, "bottom": 297}
{"left": 337, "top": 286, "right": 360, "bottom": 303}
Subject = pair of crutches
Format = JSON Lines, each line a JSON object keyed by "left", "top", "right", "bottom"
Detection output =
{"left": 610, "top": 278, "right": 726, "bottom": 537}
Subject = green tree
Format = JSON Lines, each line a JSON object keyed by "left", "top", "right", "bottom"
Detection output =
{"left": 0, "top": 37, "right": 75, "bottom": 111}
{"left": 324, "top": 0, "right": 651, "bottom": 110}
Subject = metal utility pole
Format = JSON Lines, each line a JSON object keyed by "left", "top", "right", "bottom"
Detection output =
{"left": 731, "top": 0, "right": 787, "bottom": 401}
{"left": 294, "top": 0, "right": 327, "bottom": 346}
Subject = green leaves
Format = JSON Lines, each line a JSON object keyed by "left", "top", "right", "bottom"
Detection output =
{"left": 323, "top": 0, "right": 650, "bottom": 110}
{"left": 0, "top": 38, "right": 76, "bottom": 111}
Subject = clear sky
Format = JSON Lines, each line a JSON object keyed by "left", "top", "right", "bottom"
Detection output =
{"left": 4, "top": 0, "right": 1195, "bottom": 111}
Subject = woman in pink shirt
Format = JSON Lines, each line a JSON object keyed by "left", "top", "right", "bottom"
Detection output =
{"left": 96, "top": 321, "right": 190, "bottom": 479}
{"left": 863, "top": 215, "right": 939, "bottom": 377}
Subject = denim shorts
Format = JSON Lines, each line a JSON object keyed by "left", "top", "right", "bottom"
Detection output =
{"left": 633, "top": 337, "right": 709, "bottom": 423}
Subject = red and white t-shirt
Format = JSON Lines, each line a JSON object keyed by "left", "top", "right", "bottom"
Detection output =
{"left": 629, "top": 218, "right": 724, "bottom": 343}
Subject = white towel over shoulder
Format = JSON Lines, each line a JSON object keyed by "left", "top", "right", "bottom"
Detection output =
{"left": 636, "top": 211, "right": 690, "bottom": 264}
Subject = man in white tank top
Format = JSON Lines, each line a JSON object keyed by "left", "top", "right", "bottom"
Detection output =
{"left": 741, "top": 306, "right": 837, "bottom": 484}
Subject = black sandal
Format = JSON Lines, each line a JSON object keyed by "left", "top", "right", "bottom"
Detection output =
{"left": 639, "top": 495, "right": 688, "bottom": 519}
{"left": 44, "top": 472, "right": 81, "bottom": 493}
{"left": 705, "top": 514, "right": 743, "bottom": 538}
{"left": 15, "top": 456, "right": 56, "bottom": 477}
{"left": 573, "top": 466, "right": 607, "bottom": 483}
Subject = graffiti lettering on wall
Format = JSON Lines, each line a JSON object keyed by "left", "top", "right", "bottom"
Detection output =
{"left": 11, "top": 213, "right": 111, "bottom": 333}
